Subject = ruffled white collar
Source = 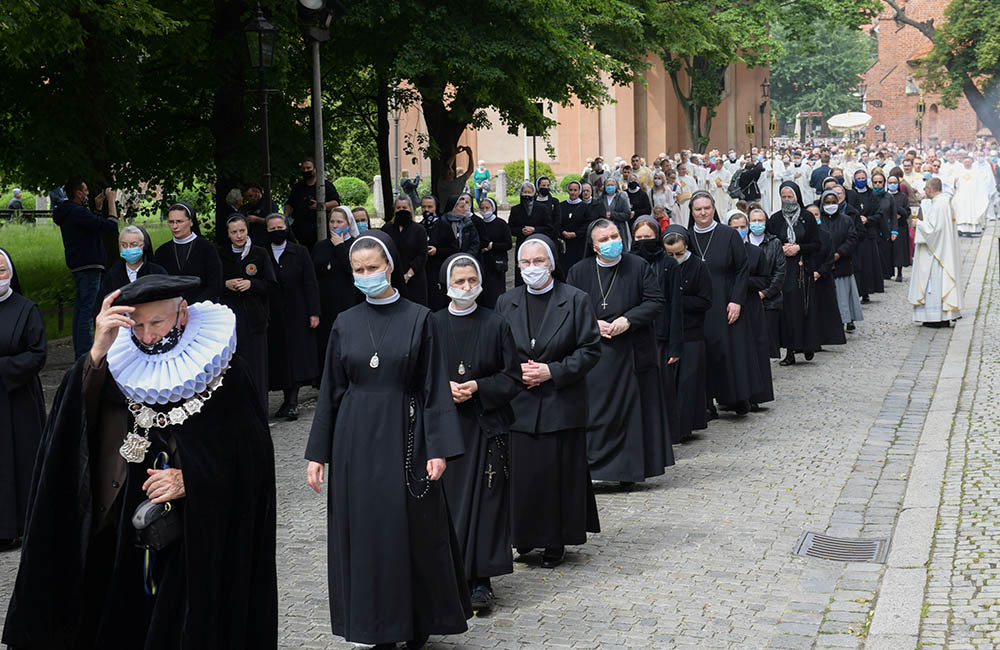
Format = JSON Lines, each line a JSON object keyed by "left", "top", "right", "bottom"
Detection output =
{"left": 106, "top": 302, "right": 237, "bottom": 405}
{"left": 173, "top": 232, "right": 197, "bottom": 245}
{"left": 367, "top": 290, "right": 400, "bottom": 305}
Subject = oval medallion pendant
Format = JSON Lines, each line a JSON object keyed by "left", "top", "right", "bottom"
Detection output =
{"left": 370, "top": 352, "right": 379, "bottom": 369}
{"left": 458, "top": 362, "right": 466, "bottom": 376}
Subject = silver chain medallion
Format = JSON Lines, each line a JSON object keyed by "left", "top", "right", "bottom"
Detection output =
{"left": 369, "top": 352, "right": 379, "bottom": 369}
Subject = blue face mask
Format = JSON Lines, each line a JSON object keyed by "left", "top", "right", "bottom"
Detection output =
{"left": 357, "top": 222, "right": 369, "bottom": 232}
{"left": 736, "top": 228, "right": 748, "bottom": 240}
{"left": 331, "top": 226, "right": 350, "bottom": 236}
{"left": 887, "top": 183, "right": 899, "bottom": 193}
{"left": 923, "top": 172, "right": 932, "bottom": 180}
{"left": 749, "top": 222, "right": 766, "bottom": 236}
{"left": 120, "top": 247, "right": 143, "bottom": 264}
{"left": 598, "top": 239, "right": 623, "bottom": 259}
{"left": 605, "top": 185, "right": 616, "bottom": 195}
{"left": 854, "top": 178, "right": 867, "bottom": 189}
{"left": 353, "top": 271, "right": 390, "bottom": 297}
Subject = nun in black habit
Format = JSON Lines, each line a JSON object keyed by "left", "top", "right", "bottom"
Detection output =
{"left": 846, "top": 170, "right": 885, "bottom": 300}
{"left": 767, "top": 181, "right": 822, "bottom": 365}
{"left": 305, "top": 230, "right": 471, "bottom": 649}
{"left": 495, "top": 234, "right": 601, "bottom": 569}
{"left": 807, "top": 205, "right": 847, "bottom": 347}
{"left": 383, "top": 195, "right": 430, "bottom": 306}
{"left": 0, "top": 248, "right": 46, "bottom": 548}
{"left": 432, "top": 253, "right": 522, "bottom": 614}
{"left": 686, "top": 191, "right": 753, "bottom": 416}
{"left": 98, "top": 224, "right": 167, "bottom": 309}
{"left": 566, "top": 219, "right": 672, "bottom": 485}
{"left": 508, "top": 182, "right": 558, "bottom": 286}
{"left": 153, "top": 201, "right": 223, "bottom": 304}
{"left": 265, "top": 213, "right": 321, "bottom": 420}
{"left": 221, "top": 214, "right": 278, "bottom": 411}
{"left": 559, "top": 180, "right": 593, "bottom": 269}
{"left": 476, "top": 196, "right": 513, "bottom": 309}
{"left": 312, "top": 207, "right": 363, "bottom": 374}
{"left": 662, "top": 226, "right": 713, "bottom": 440}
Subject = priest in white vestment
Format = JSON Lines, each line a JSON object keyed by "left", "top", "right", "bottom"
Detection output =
{"left": 910, "top": 178, "right": 963, "bottom": 326}
{"left": 951, "top": 157, "right": 990, "bottom": 236}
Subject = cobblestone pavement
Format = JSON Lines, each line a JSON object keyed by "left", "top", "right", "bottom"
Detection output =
{"left": 919, "top": 230, "right": 1000, "bottom": 650}
{"left": 0, "top": 232, "right": 988, "bottom": 649}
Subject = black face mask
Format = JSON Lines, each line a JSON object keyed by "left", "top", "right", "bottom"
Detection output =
{"left": 631, "top": 239, "right": 661, "bottom": 262}
{"left": 520, "top": 194, "right": 533, "bottom": 205}
{"left": 302, "top": 170, "right": 315, "bottom": 181}
{"left": 833, "top": 176, "right": 845, "bottom": 185}
{"left": 132, "top": 308, "right": 184, "bottom": 355}
{"left": 627, "top": 181, "right": 639, "bottom": 192}
{"left": 538, "top": 187, "right": 550, "bottom": 197}
{"left": 394, "top": 209, "right": 412, "bottom": 224}
{"left": 268, "top": 229, "right": 288, "bottom": 245}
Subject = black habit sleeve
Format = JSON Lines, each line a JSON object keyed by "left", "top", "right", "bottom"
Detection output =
{"left": 301, "top": 246, "right": 321, "bottom": 317}
{"left": 305, "top": 326, "right": 347, "bottom": 464}
{"left": 761, "top": 239, "right": 786, "bottom": 300}
{"left": 728, "top": 230, "right": 749, "bottom": 306}
{"left": 683, "top": 262, "right": 713, "bottom": 313}
{"left": 191, "top": 238, "right": 223, "bottom": 303}
{"left": 0, "top": 303, "right": 46, "bottom": 392}
{"left": 472, "top": 316, "right": 522, "bottom": 412}
{"left": 547, "top": 290, "right": 601, "bottom": 389}
{"left": 419, "top": 314, "right": 465, "bottom": 460}
{"left": 662, "top": 260, "right": 684, "bottom": 359}
{"left": 622, "top": 262, "right": 664, "bottom": 327}
{"left": 407, "top": 224, "right": 429, "bottom": 274}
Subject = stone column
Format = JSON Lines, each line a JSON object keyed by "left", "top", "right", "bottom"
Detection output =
{"left": 496, "top": 170, "right": 508, "bottom": 209}
{"left": 373, "top": 175, "right": 384, "bottom": 221}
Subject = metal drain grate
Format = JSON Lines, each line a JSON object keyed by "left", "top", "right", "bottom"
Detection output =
{"left": 793, "top": 532, "right": 889, "bottom": 563}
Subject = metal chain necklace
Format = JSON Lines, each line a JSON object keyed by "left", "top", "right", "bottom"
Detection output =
{"left": 120, "top": 367, "right": 227, "bottom": 463}
{"left": 693, "top": 225, "right": 717, "bottom": 261}
{"left": 595, "top": 261, "right": 620, "bottom": 311}
{"left": 173, "top": 237, "right": 194, "bottom": 272}
{"left": 364, "top": 303, "right": 392, "bottom": 369}
{"left": 446, "top": 314, "right": 480, "bottom": 377}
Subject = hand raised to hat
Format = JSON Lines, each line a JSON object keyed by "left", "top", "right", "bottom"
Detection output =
{"left": 91, "top": 289, "right": 135, "bottom": 366}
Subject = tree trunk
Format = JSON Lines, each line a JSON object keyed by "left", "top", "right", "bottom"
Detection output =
{"left": 420, "top": 94, "right": 471, "bottom": 202}
{"left": 375, "top": 71, "right": 394, "bottom": 219}
{"left": 209, "top": 0, "right": 247, "bottom": 244}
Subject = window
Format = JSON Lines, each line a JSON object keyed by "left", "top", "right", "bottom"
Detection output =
{"left": 905, "top": 76, "right": 920, "bottom": 95}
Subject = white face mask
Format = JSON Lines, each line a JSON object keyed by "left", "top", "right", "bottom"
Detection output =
{"left": 0, "top": 277, "right": 10, "bottom": 295}
{"left": 521, "top": 265, "right": 551, "bottom": 289}
{"left": 823, "top": 203, "right": 838, "bottom": 215}
{"left": 481, "top": 210, "right": 494, "bottom": 219}
{"left": 447, "top": 284, "right": 482, "bottom": 309}
{"left": 654, "top": 178, "right": 663, "bottom": 186}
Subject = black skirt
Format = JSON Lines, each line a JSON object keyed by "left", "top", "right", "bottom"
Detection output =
{"left": 670, "top": 340, "right": 707, "bottom": 441}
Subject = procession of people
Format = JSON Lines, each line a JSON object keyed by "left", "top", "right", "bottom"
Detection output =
{"left": 0, "top": 136, "right": 995, "bottom": 649}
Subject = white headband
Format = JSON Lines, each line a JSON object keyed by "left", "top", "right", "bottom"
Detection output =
{"left": 517, "top": 238, "right": 556, "bottom": 270}
{"left": 445, "top": 254, "right": 482, "bottom": 285}
{"left": 349, "top": 235, "right": 394, "bottom": 270}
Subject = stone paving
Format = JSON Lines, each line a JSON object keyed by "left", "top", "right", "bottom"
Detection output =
{"left": 0, "top": 231, "right": 990, "bottom": 650}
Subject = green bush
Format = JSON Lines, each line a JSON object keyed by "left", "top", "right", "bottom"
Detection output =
{"left": 560, "top": 174, "right": 582, "bottom": 191}
{"left": 503, "top": 160, "right": 557, "bottom": 196}
{"left": 334, "top": 176, "right": 369, "bottom": 206}
{"left": 0, "top": 190, "right": 37, "bottom": 210}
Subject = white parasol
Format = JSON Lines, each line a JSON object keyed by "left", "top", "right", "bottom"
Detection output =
{"left": 827, "top": 112, "right": 872, "bottom": 133}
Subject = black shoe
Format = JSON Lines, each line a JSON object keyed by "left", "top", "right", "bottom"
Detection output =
{"left": 861, "top": 296, "right": 870, "bottom": 304}
{"left": 470, "top": 583, "right": 495, "bottom": 613}
{"left": 406, "top": 637, "right": 429, "bottom": 650}
{"left": 779, "top": 354, "right": 796, "bottom": 366}
{"left": 285, "top": 404, "right": 299, "bottom": 421}
{"left": 274, "top": 401, "right": 289, "bottom": 419}
{"left": 515, "top": 547, "right": 534, "bottom": 561}
{"left": 750, "top": 403, "right": 768, "bottom": 413}
{"left": 846, "top": 322, "right": 856, "bottom": 332}
{"left": 619, "top": 481, "right": 635, "bottom": 490}
{"left": 706, "top": 406, "right": 719, "bottom": 421}
{"left": 895, "top": 274, "right": 903, "bottom": 282}
{"left": 541, "top": 546, "right": 565, "bottom": 569}
{"left": 733, "top": 400, "right": 750, "bottom": 416}
{"left": 804, "top": 350, "right": 815, "bottom": 361}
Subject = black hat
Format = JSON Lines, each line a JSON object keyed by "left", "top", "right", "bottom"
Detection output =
{"left": 662, "top": 224, "right": 690, "bottom": 242}
{"left": 111, "top": 275, "right": 201, "bottom": 306}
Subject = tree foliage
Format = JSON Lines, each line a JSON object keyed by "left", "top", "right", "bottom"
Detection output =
{"left": 646, "top": 0, "right": 880, "bottom": 151}
{"left": 770, "top": 23, "right": 877, "bottom": 126}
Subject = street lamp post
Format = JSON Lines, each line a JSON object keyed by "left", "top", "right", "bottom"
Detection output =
{"left": 390, "top": 101, "right": 402, "bottom": 195}
{"left": 759, "top": 78, "right": 770, "bottom": 150}
{"left": 244, "top": 4, "right": 277, "bottom": 211}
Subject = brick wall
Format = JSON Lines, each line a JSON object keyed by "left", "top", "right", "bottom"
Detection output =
{"left": 863, "top": 0, "right": 982, "bottom": 148}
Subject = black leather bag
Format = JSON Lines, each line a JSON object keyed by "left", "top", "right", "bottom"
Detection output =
{"left": 132, "top": 499, "right": 183, "bottom": 551}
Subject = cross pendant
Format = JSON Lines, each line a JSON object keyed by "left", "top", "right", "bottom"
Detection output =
{"left": 485, "top": 463, "right": 496, "bottom": 489}
{"left": 600, "top": 299, "right": 608, "bottom": 310}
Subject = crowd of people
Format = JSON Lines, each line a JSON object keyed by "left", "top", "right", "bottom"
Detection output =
{"left": 0, "top": 138, "right": 995, "bottom": 649}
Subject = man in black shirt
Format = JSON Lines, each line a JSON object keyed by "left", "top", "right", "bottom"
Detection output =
{"left": 283, "top": 157, "right": 340, "bottom": 251}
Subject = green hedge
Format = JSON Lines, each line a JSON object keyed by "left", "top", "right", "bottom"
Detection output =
{"left": 503, "top": 160, "right": 557, "bottom": 196}
{"left": 0, "top": 190, "right": 37, "bottom": 210}
{"left": 560, "top": 174, "right": 582, "bottom": 191}
{"left": 334, "top": 176, "right": 369, "bottom": 206}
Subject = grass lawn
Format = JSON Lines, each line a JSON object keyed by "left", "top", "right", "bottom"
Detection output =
{"left": 0, "top": 221, "right": 173, "bottom": 341}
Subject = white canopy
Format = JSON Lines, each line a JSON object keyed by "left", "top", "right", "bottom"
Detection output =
{"left": 827, "top": 112, "right": 873, "bottom": 133}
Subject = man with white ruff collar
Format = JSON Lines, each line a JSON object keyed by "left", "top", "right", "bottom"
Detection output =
{"left": 3, "top": 275, "right": 277, "bottom": 650}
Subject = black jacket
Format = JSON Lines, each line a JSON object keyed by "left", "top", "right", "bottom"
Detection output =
{"left": 750, "top": 233, "right": 786, "bottom": 310}
{"left": 738, "top": 162, "right": 764, "bottom": 201}
{"left": 153, "top": 236, "right": 224, "bottom": 304}
{"left": 676, "top": 256, "right": 713, "bottom": 342}
{"left": 809, "top": 165, "right": 831, "bottom": 193}
{"left": 495, "top": 282, "right": 601, "bottom": 433}
{"left": 53, "top": 201, "right": 119, "bottom": 271}
{"left": 221, "top": 245, "right": 277, "bottom": 334}
{"left": 821, "top": 206, "right": 861, "bottom": 278}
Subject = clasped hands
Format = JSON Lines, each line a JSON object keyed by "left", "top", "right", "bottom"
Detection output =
{"left": 450, "top": 380, "right": 478, "bottom": 404}
{"left": 226, "top": 278, "right": 251, "bottom": 292}
{"left": 598, "top": 316, "right": 630, "bottom": 339}
{"left": 143, "top": 468, "right": 185, "bottom": 504}
{"left": 520, "top": 360, "right": 551, "bottom": 389}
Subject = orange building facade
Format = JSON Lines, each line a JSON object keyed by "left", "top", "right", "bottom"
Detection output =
{"left": 392, "top": 55, "right": 769, "bottom": 181}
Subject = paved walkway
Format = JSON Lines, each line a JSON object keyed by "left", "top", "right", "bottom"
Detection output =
{"left": 0, "top": 228, "right": 993, "bottom": 650}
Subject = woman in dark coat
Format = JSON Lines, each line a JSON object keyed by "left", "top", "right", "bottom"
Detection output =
{"left": 728, "top": 211, "right": 774, "bottom": 409}
{"left": 421, "top": 195, "right": 457, "bottom": 310}
{"left": 870, "top": 172, "right": 899, "bottom": 281}
{"left": 687, "top": 191, "right": 753, "bottom": 416}
{"left": 312, "top": 207, "right": 362, "bottom": 372}
{"left": 383, "top": 196, "right": 429, "bottom": 306}
{"left": 884, "top": 170, "right": 913, "bottom": 282}
{"left": 508, "top": 182, "right": 558, "bottom": 285}
{"left": 153, "top": 201, "right": 223, "bottom": 304}
{"left": 495, "top": 234, "right": 601, "bottom": 569}
{"left": 807, "top": 204, "right": 847, "bottom": 347}
{"left": 559, "top": 181, "right": 592, "bottom": 270}
{"left": 432, "top": 253, "right": 521, "bottom": 614}
{"left": 221, "top": 214, "right": 277, "bottom": 411}
{"left": 98, "top": 225, "right": 167, "bottom": 306}
{"left": 306, "top": 230, "right": 471, "bottom": 649}
{"left": 846, "top": 170, "right": 885, "bottom": 301}
{"left": 265, "top": 213, "right": 321, "bottom": 420}
{"left": 746, "top": 206, "right": 785, "bottom": 358}
{"left": 476, "top": 197, "right": 512, "bottom": 309}
{"left": 767, "top": 181, "right": 821, "bottom": 366}
{"left": 443, "top": 193, "right": 481, "bottom": 259}
{"left": 0, "top": 248, "right": 46, "bottom": 549}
